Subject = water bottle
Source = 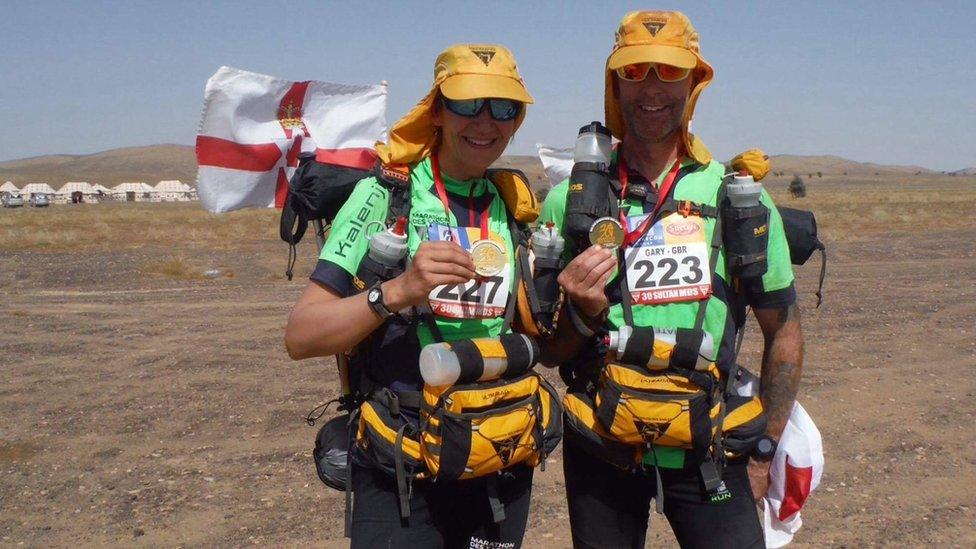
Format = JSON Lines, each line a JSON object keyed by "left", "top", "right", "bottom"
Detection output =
{"left": 723, "top": 173, "right": 769, "bottom": 278}
{"left": 368, "top": 216, "right": 409, "bottom": 266}
{"left": 419, "top": 334, "right": 540, "bottom": 387}
{"left": 565, "top": 122, "right": 613, "bottom": 249}
{"left": 605, "top": 326, "right": 715, "bottom": 371}
{"left": 531, "top": 222, "right": 565, "bottom": 334}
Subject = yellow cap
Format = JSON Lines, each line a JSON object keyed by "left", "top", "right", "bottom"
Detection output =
{"left": 376, "top": 44, "right": 534, "bottom": 166}
{"left": 604, "top": 11, "right": 715, "bottom": 164}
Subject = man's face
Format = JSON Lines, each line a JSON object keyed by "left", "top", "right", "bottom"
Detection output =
{"left": 616, "top": 67, "right": 693, "bottom": 144}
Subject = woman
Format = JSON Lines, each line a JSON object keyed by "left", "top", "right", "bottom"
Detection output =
{"left": 286, "top": 44, "right": 547, "bottom": 548}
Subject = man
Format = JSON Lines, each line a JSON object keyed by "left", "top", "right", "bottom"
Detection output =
{"left": 539, "top": 10, "right": 803, "bottom": 548}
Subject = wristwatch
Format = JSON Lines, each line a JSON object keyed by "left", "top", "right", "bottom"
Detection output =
{"left": 366, "top": 282, "right": 394, "bottom": 320}
{"left": 753, "top": 435, "right": 778, "bottom": 460}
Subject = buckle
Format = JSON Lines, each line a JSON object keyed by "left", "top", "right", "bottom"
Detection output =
{"left": 677, "top": 200, "right": 699, "bottom": 217}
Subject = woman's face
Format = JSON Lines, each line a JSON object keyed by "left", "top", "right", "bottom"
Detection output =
{"left": 431, "top": 98, "right": 517, "bottom": 180}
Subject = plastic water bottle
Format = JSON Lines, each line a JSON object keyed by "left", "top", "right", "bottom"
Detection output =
{"left": 419, "top": 334, "right": 539, "bottom": 387}
{"left": 723, "top": 172, "right": 769, "bottom": 278}
{"left": 565, "top": 122, "right": 613, "bottom": 247}
{"left": 368, "top": 216, "right": 409, "bottom": 266}
{"left": 531, "top": 222, "right": 565, "bottom": 333}
{"left": 726, "top": 173, "right": 762, "bottom": 209}
{"left": 605, "top": 326, "right": 715, "bottom": 371}
{"left": 573, "top": 121, "right": 612, "bottom": 165}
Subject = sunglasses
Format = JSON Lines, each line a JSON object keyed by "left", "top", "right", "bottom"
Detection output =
{"left": 441, "top": 97, "right": 522, "bottom": 121}
{"left": 616, "top": 62, "right": 692, "bottom": 83}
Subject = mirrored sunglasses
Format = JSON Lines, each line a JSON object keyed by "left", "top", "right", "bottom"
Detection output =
{"left": 441, "top": 97, "right": 522, "bottom": 121}
{"left": 616, "top": 62, "right": 691, "bottom": 83}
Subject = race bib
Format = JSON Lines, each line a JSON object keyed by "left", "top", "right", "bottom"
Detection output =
{"left": 426, "top": 224, "right": 512, "bottom": 319}
{"left": 623, "top": 212, "right": 712, "bottom": 305}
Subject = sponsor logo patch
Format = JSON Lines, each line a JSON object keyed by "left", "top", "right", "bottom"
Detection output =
{"left": 469, "top": 46, "right": 497, "bottom": 66}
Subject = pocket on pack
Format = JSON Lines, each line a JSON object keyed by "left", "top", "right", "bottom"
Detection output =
{"left": 594, "top": 363, "right": 720, "bottom": 449}
{"left": 420, "top": 372, "right": 562, "bottom": 480}
{"left": 356, "top": 400, "right": 426, "bottom": 480}
{"left": 563, "top": 391, "right": 638, "bottom": 470}
{"left": 721, "top": 394, "right": 767, "bottom": 458}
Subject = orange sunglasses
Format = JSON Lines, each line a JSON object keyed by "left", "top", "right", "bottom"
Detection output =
{"left": 616, "top": 62, "right": 691, "bottom": 83}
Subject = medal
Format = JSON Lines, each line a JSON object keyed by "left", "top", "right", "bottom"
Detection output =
{"left": 470, "top": 239, "right": 506, "bottom": 277}
{"left": 589, "top": 217, "right": 624, "bottom": 249}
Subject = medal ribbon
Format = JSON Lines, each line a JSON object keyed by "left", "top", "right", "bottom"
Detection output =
{"left": 432, "top": 154, "right": 492, "bottom": 241}
{"left": 617, "top": 154, "right": 682, "bottom": 247}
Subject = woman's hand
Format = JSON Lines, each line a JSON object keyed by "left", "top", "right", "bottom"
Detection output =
{"left": 385, "top": 241, "right": 476, "bottom": 309}
{"left": 557, "top": 245, "right": 616, "bottom": 318}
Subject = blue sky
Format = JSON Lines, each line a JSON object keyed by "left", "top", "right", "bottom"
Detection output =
{"left": 1, "top": 0, "right": 973, "bottom": 170}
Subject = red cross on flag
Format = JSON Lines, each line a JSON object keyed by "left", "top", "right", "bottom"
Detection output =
{"left": 196, "top": 66, "right": 387, "bottom": 213}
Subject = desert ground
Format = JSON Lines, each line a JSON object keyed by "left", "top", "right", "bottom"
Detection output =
{"left": 2, "top": 175, "right": 974, "bottom": 547}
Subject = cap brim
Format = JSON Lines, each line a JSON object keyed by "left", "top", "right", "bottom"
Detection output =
{"left": 440, "top": 73, "right": 534, "bottom": 104}
{"left": 607, "top": 45, "right": 697, "bottom": 70}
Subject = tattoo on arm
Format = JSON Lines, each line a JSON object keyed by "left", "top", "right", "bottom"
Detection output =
{"left": 756, "top": 304, "right": 804, "bottom": 439}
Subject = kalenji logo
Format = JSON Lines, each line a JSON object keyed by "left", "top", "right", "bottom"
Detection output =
{"left": 666, "top": 220, "right": 700, "bottom": 236}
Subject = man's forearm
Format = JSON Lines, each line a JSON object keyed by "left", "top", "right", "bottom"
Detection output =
{"left": 757, "top": 304, "right": 804, "bottom": 438}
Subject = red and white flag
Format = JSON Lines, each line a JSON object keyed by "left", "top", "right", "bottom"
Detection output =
{"left": 196, "top": 66, "right": 387, "bottom": 213}
{"left": 736, "top": 369, "right": 824, "bottom": 548}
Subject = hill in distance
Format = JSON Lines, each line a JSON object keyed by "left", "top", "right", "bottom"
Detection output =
{"left": 0, "top": 145, "right": 970, "bottom": 189}
{"left": 0, "top": 144, "right": 197, "bottom": 188}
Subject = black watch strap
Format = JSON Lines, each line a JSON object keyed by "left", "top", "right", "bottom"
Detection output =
{"left": 366, "top": 282, "right": 394, "bottom": 319}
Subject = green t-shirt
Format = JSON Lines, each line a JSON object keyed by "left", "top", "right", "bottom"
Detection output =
{"left": 539, "top": 157, "right": 796, "bottom": 467}
{"left": 317, "top": 157, "right": 518, "bottom": 348}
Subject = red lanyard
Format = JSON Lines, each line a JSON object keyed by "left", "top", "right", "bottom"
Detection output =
{"left": 431, "top": 154, "right": 492, "bottom": 240}
{"left": 618, "top": 154, "right": 682, "bottom": 247}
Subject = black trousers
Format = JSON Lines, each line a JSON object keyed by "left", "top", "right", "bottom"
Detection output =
{"left": 350, "top": 460, "right": 534, "bottom": 549}
{"left": 563, "top": 433, "right": 764, "bottom": 549}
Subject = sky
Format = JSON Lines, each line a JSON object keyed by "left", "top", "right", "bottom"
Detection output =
{"left": 1, "top": 0, "right": 974, "bottom": 171}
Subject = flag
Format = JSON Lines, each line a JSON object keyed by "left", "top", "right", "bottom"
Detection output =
{"left": 536, "top": 143, "right": 574, "bottom": 187}
{"left": 196, "top": 66, "right": 387, "bottom": 213}
{"left": 735, "top": 369, "right": 825, "bottom": 548}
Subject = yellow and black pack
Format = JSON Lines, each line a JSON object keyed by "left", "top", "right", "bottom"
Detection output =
{"left": 420, "top": 371, "right": 562, "bottom": 480}
{"left": 721, "top": 393, "right": 766, "bottom": 458}
{"left": 354, "top": 389, "right": 427, "bottom": 513}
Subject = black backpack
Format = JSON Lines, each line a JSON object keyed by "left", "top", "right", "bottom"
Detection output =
{"left": 778, "top": 206, "right": 826, "bottom": 307}
{"left": 279, "top": 153, "right": 410, "bottom": 280}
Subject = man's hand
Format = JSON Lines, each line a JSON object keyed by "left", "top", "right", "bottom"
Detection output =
{"left": 385, "top": 241, "right": 475, "bottom": 309}
{"left": 557, "top": 245, "right": 616, "bottom": 318}
{"left": 747, "top": 457, "right": 772, "bottom": 504}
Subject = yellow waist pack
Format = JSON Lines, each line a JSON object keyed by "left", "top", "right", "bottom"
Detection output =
{"left": 563, "top": 326, "right": 766, "bottom": 469}
{"left": 420, "top": 371, "right": 562, "bottom": 480}
{"left": 593, "top": 327, "right": 722, "bottom": 450}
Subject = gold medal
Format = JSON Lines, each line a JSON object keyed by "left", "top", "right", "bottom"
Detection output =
{"left": 589, "top": 217, "right": 624, "bottom": 249}
{"left": 470, "top": 239, "right": 506, "bottom": 277}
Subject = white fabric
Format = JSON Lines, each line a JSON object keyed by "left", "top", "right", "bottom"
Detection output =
{"left": 536, "top": 143, "right": 574, "bottom": 187}
{"left": 196, "top": 66, "right": 387, "bottom": 213}
{"left": 735, "top": 369, "right": 824, "bottom": 547}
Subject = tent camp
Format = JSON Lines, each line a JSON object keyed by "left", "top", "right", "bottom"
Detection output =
{"left": 154, "top": 180, "right": 193, "bottom": 201}
{"left": 1, "top": 181, "right": 18, "bottom": 193}
{"left": 56, "top": 182, "right": 95, "bottom": 204}
{"left": 112, "top": 182, "right": 156, "bottom": 202}
{"left": 21, "top": 183, "right": 57, "bottom": 200}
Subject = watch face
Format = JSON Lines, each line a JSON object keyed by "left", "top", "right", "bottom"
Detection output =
{"left": 757, "top": 438, "right": 775, "bottom": 455}
{"left": 368, "top": 289, "right": 381, "bottom": 303}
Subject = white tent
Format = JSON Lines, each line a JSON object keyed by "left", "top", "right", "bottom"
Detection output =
{"left": 1, "top": 181, "right": 18, "bottom": 193}
{"left": 21, "top": 183, "right": 56, "bottom": 198}
{"left": 113, "top": 182, "right": 156, "bottom": 202}
{"left": 154, "top": 180, "right": 193, "bottom": 201}
{"left": 55, "top": 182, "right": 95, "bottom": 203}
